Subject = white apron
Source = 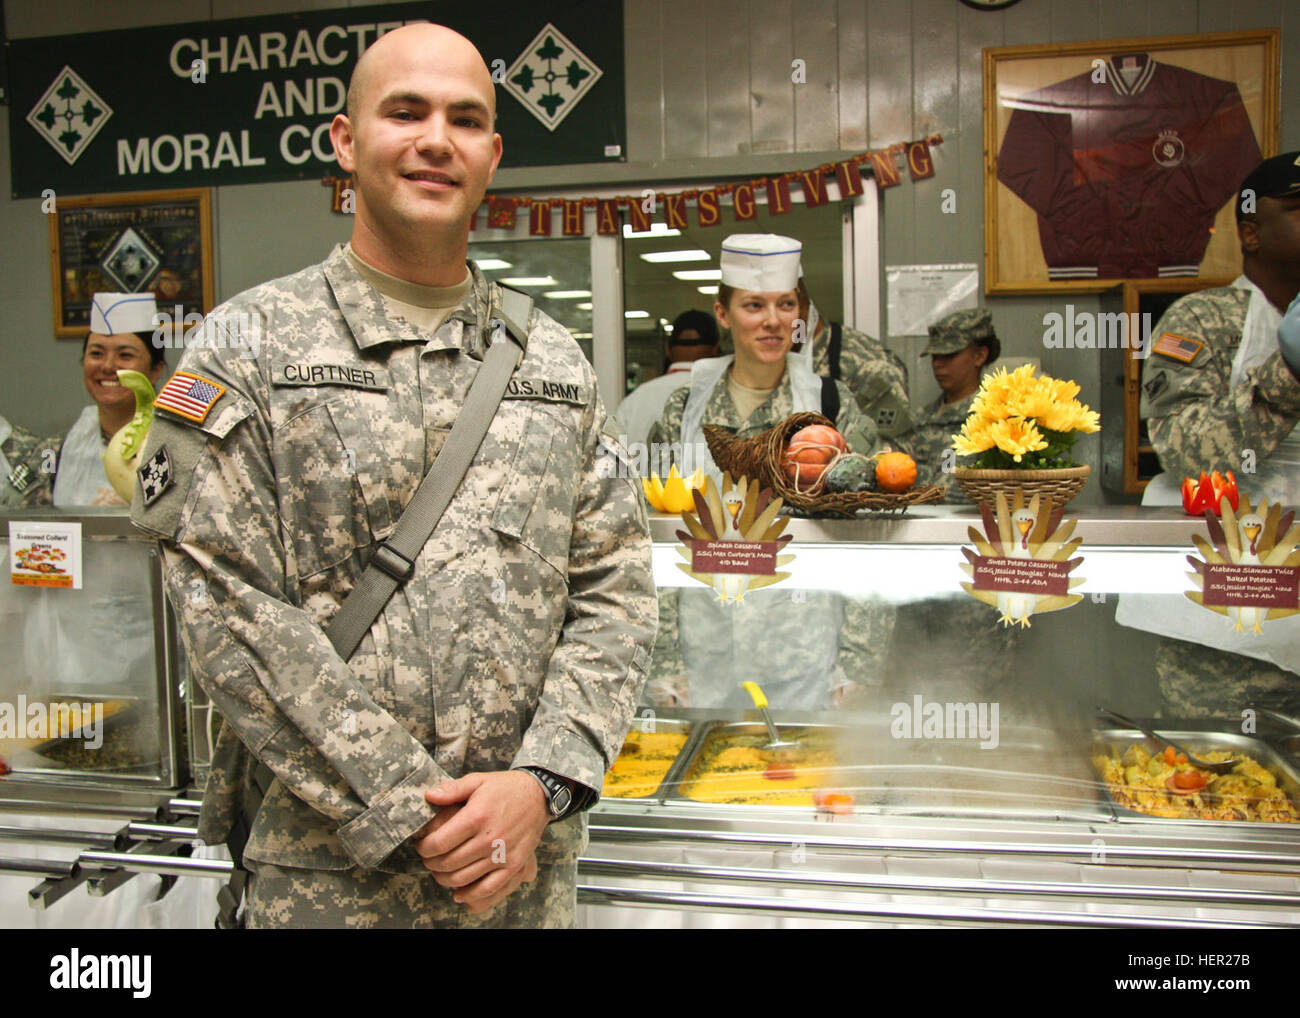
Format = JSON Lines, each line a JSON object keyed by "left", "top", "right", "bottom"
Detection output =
{"left": 52, "top": 406, "right": 123, "bottom": 508}
{"left": 1116, "top": 277, "right": 1300, "bottom": 672}
{"left": 675, "top": 354, "right": 843, "bottom": 711}
{"left": 679, "top": 353, "right": 823, "bottom": 487}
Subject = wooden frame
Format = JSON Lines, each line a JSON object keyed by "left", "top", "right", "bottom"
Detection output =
{"left": 984, "top": 30, "right": 1279, "bottom": 296}
{"left": 1119, "top": 277, "right": 1232, "bottom": 494}
{"left": 48, "top": 188, "right": 214, "bottom": 338}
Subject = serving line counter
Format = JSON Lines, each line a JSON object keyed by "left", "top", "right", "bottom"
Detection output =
{"left": 2, "top": 508, "right": 1299, "bottom": 927}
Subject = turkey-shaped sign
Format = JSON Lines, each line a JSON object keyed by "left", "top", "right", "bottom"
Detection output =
{"left": 1185, "top": 494, "right": 1300, "bottom": 633}
{"left": 674, "top": 473, "right": 794, "bottom": 604}
{"left": 960, "top": 489, "right": 1085, "bottom": 628}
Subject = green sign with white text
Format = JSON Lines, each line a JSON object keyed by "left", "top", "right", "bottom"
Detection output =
{"left": 7, "top": 0, "right": 625, "bottom": 198}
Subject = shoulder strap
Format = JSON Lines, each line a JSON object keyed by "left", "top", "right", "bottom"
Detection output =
{"left": 325, "top": 286, "right": 532, "bottom": 660}
{"left": 819, "top": 375, "right": 840, "bottom": 426}
{"left": 828, "top": 321, "right": 843, "bottom": 381}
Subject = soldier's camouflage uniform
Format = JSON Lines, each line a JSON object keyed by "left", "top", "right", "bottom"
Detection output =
{"left": 1, "top": 418, "right": 59, "bottom": 506}
{"left": 907, "top": 392, "right": 975, "bottom": 503}
{"left": 644, "top": 374, "right": 894, "bottom": 708}
{"left": 1140, "top": 287, "right": 1300, "bottom": 479}
{"left": 810, "top": 323, "right": 915, "bottom": 445}
{"left": 1141, "top": 286, "right": 1300, "bottom": 716}
{"left": 130, "top": 245, "right": 658, "bottom": 928}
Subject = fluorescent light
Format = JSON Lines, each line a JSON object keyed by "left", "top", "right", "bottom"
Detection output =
{"left": 624, "top": 223, "right": 681, "bottom": 238}
{"left": 697, "top": 285, "right": 719, "bottom": 295}
{"left": 625, "top": 310, "right": 650, "bottom": 318}
{"left": 639, "top": 249, "right": 710, "bottom": 263}
{"left": 500, "top": 276, "right": 557, "bottom": 287}
{"left": 543, "top": 290, "right": 592, "bottom": 299}
{"left": 474, "top": 258, "right": 513, "bottom": 270}
{"left": 570, "top": 332, "right": 593, "bottom": 339}
{"left": 577, "top": 302, "right": 593, "bottom": 310}
{"left": 673, "top": 269, "right": 722, "bottom": 281}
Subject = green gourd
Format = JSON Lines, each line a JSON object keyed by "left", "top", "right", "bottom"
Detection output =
{"left": 102, "top": 370, "right": 156, "bottom": 502}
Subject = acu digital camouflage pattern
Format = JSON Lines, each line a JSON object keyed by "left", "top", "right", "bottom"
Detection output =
{"left": 130, "top": 244, "right": 657, "bottom": 926}
{"left": 1, "top": 419, "right": 60, "bottom": 506}
{"left": 1140, "top": 287, "right": 1300, "bottom": 479}
{"left": 645, "top": 372, "right": 893, "bottom": 709}
{"left": 647, "top": 365, "right": 879, "bottom": 464}
{"left": 811, "top": 323, "right": 915, "bottom": 440}
{"left": 245, "top": 855, "right": 577, "bottom": 929}
{"left": 907, "top": 391, "right": 975, "bottom": 502}
{"left": 924, "top": 308, "right": 996, "bottom": 356}
{"left": 1156, "top": 637, "right": 1300, "bottom": 718}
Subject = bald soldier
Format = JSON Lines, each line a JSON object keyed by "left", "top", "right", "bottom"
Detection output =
{"left": 131, "top": 24, "right": 656, "bottom": 928}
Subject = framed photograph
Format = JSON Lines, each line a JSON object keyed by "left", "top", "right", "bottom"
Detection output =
{"left": 984, "top": 30, "right": 1279, "bottom": 295}
{"left": 47, "top": 188, "right": 214, "bottom": 338}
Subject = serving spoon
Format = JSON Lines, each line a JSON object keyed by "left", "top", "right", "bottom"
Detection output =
{"left": 1097, "top": 707, "right": 1241, "bottom": 775}
{"left": 741, "top": 681, "right": 801, "bottom": 761}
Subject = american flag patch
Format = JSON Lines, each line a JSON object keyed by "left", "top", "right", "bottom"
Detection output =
{"left": 154, "top": 371, "right": 226, "bottom": 423}
{"left": 1152, "top": 332, "right": 1204, "bottom": 364}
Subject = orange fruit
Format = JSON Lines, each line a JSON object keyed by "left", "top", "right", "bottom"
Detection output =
{"left": 875, "top": 451, "right": 917, "bottom": 493}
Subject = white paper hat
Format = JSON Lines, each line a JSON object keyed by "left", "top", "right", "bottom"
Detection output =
{"left": 90, "top": 292, "right": 159, "bottom": 335}
{"left": 719, "top": 234, "right": 802, "bottom": 292}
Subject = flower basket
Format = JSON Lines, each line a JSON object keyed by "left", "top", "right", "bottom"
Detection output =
{"left": 704, "top": 412, "right": 944, "bottom": 517}
{"left": 952, "top": 464, "right": 1091, "bottom": 508}
{"left": 951, "top": 364, "right": 1100, "bottom": 508}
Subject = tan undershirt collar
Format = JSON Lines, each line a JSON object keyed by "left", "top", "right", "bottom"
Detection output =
{"left": 345, "top": 243, "right": 472, "bottom": 308}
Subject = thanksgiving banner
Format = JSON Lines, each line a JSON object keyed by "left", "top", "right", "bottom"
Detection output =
{"left": 323, "top": 134, "right": 944, "bottom": 222}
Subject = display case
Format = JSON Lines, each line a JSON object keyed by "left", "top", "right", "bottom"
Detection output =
{"left": 576, "top": 508, "right": 1300, "bottom": 928}
{"left": 3, "top": 506, "right": 1299, "bottom": 927}
{"left": 0, "top": 510, "right": 185, "bottom": 789}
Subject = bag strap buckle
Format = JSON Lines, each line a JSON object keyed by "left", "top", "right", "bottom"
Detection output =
{"left": 369, "top": 541, "right": 415, "bottom": 583}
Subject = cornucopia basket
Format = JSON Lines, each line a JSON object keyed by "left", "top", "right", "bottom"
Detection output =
{"left": 703, "top": 411, "right": 944, "bottom": 516}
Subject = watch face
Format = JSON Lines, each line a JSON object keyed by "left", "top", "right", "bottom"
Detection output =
{"left": 552, "top": 786, "right": 572, "bottom": 816}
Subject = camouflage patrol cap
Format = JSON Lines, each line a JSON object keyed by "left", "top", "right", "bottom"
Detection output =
{"left": 1237, "top": 151, "right": 1300, "bottom": 220}
{"left": 923, "top": 308, "right": 996, "bottom": 356}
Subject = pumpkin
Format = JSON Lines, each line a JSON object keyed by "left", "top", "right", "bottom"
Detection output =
{"left": 874, "top": 451, "right": 917, "bottom": 493}
{"left": 781, "top": 424, "right": 847, "bottom": 491}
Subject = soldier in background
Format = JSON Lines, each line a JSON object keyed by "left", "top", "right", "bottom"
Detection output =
{"left": 1124, "top": 152, "right": 1300, "bottom": 717}
{"left": 908, "top": 308, "right": 1001, "bottom": 500}
{"left": 131, "top": 24, "right": 656, "bottom": 928}
{"left": 0, "top": 414, "right": 59, "bottom": 506}
{"left": 798, "top": 282, "right": 915, "bottom": 447}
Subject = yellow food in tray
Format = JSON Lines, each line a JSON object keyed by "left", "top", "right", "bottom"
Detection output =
{"left": 680, "top": 728, "right": 836, "bottom": 806}
{"left": 602, "top": 730, "right": 689, "bottom": 798}
{"left": 1095, "top": 743, "right": 1300, "bottom": 823}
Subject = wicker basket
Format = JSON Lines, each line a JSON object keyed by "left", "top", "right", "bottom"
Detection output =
{"left": 703, "top": 412, "right": 944, "bottom": 517}
{"left": 951, "top": 464, "right": 1091, "bottom": 508}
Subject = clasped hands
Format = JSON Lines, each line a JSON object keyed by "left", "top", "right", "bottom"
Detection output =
{"left": 411, "top": 769, "right": 552, "bottom": 915}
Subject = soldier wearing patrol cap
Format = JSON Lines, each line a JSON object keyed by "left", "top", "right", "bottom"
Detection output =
{"left": 1121, "top": 151, "right": 1300, "bottom": 719}
{"left": 907, "top": 307, "right": 1001, "bottom": 500}
{"left": 130, "top": 23, "right": 656, "bottom": 928}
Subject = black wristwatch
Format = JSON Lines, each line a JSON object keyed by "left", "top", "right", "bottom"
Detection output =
{"left": 517, "top": 766, "right": 574, "bottom": 820}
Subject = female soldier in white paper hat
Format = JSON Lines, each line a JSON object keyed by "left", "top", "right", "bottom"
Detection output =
{"left": 53, "top": 292, "right": 165, "bottom": 507}
{"left": 645, "top": 234, "right": 893, "bottom": 711}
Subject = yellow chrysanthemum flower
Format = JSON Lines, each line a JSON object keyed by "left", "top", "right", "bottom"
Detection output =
{"left": 989, "top": 418, "right": 1049, "bottom": 461}
{"left": 1042, "top": 399, "right": 1101, "bottom": 434}
{"left": 1045, "top": 376, "right": 1081, "bottom": 404}
{"left": 952, "top": 417, "right": 996, "bottom": 456}
{"left": 1009, "top": 378, "right": 1057, "bottom": 422}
